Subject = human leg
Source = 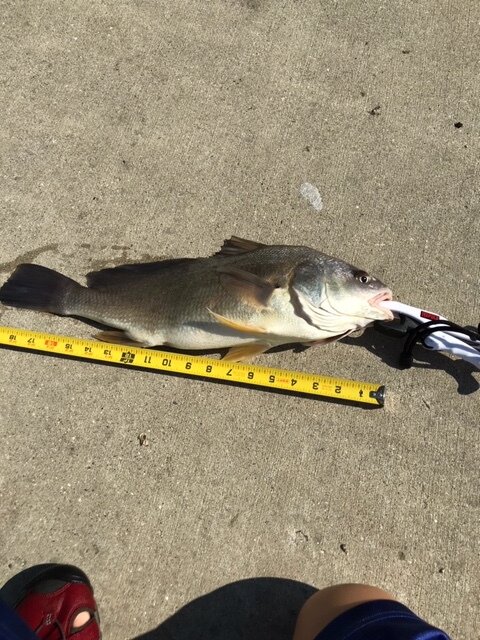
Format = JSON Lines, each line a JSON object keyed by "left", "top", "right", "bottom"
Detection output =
{"left": 292, "top": 583, "right": 451, "bottom": 640}
{"left": 292, "top": 583, "right": 394, "bottom": 640}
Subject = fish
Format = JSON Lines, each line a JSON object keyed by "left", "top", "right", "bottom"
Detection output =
{"left": 0, "top": 236, "right": 393, "bottom": 361}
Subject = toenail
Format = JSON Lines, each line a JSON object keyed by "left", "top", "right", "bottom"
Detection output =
{"left": 73, "top": 610, "right": 91, "bottom": 628}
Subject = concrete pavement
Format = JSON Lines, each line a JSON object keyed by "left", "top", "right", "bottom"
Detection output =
{"left": 0, "top": 1, "right": 478, "bottom": 637}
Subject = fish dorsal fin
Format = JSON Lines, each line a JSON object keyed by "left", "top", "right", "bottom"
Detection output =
{"left": 86, "top": 258, "right": 195, "bottom": 288}
{"left": 215, "top": 236, "right": 265, "bottom": 257}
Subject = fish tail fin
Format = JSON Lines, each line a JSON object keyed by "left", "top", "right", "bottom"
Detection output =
{"left": 0, "top": 264, "right": 84, "bottom": 315}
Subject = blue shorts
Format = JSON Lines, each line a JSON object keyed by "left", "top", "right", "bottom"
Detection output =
{"left": 315, "top": 600, "right": 451, "bottom": 640}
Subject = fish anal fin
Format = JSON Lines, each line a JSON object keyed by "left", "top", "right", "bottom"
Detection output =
{"left": 217, "top": 266, "right": 276, "bottom": 307}
{"left": 222, "top": 342, "right": 271, "bottom": 362}
{"left": 215, "top": 236, "right": 265, "bottom": 257}
{"left": 207, "top": 309, "right": 268, "bottom": 335}
{"left": 95, "top": 330, "right": 146, "bottom": 347}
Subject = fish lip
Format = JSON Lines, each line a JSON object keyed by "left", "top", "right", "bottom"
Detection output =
{"left": 368, "top": 290, "right": 394, "bottom": 320}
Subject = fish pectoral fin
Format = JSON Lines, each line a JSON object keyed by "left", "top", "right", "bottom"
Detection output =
{"left": 215, "top": 236, "right": 265, "bottom": 257}
{"left": 217, "top": 266, "right": 277, "bottom": 307}
{"left": 94, "top": 330, "right": 146, "bottom": 347}
{"left": 207, "top": 309, "right": 268, "bottom": 335}
{"left": 222, "top": 342, "right": 271, "bottom": 362}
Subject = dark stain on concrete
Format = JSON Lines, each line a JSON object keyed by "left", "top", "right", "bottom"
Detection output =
{"left": 234, "top": 0, "right": 261, "bottom": 9}
{"left": 87, "top": 252, "right": 162, "bottom": 272}
{"left": 0, "top": 244, "right": 59, "bottom": 274}
{"left": 0, "top": 244, "right": 165, "bottom": 281}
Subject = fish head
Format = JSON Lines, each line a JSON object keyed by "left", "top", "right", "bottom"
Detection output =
{"left": 292, "top": 258, "right": 393, "bottom": 331}
{"left": 324, "top": 260, "right": 394, "bottom": 321}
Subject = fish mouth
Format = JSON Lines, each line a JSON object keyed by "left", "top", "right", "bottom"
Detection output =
{"left": 368, "top": 290, "right": 394, "bottom": 320}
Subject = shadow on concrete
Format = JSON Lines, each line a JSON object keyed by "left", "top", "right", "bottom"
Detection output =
{"left": 133, "top": 577, "right": 316, "bottom": 640}
{"left": 342, "top": 327, "right": 479, "bottom": 395}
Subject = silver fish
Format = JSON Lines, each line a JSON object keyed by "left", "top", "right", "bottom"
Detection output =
{"left": 0, "top": 237, "right": 393, "bottom": 361}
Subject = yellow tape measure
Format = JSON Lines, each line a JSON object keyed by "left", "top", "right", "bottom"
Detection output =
{"left": 0, "top": 325, "right": 385, "bottom": 406}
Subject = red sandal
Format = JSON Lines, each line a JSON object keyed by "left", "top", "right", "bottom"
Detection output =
{"left": 0, "top": 563, "right": 101, "bottom": 639}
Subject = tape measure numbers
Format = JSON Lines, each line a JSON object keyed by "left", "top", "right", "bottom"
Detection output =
{"left": 0, "top": 326, "right": 385, "bottom": 406}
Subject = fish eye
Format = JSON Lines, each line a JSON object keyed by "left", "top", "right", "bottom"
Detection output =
{"left": 355, "top": 271, "right": 371, "bottom": 284}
